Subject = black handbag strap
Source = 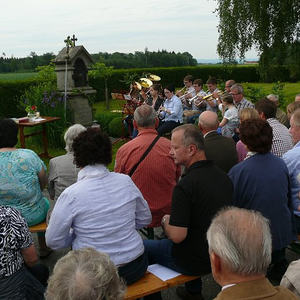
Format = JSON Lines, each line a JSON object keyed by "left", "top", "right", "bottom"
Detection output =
{"left": 128, "top": 135, "right": 160, "bottom": 177}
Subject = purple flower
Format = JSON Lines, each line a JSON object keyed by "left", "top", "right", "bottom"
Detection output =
{"left": 51, "top": 102, "right": 56, "bottom": 108}
{"left": 24, "top": 98, "right": 28, "bottom": 104}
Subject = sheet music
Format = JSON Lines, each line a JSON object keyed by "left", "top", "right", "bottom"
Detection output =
{"left": 147, "top": 264, "right": 182, "bottom": 281}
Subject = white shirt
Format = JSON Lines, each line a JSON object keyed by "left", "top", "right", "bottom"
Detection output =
{"left": 46, "top": 164, "right": 151, "bottom": 266}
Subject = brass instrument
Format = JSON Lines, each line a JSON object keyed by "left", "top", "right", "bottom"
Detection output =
{"left": 139, "top": 78, "right": 153, "bottom": 88}
{"left": 134, "top": 81, "right": 142, "bottom": 90}
{"left": 148, "top": 74, "right": 161, "bottom": 82}
{"left": 187, "top": 92, "right": 205, "bottom": 104}
{"left": 178, "top": 90, "right": 194, "bottom": 101}
{"left": 203, "top": 91, "right": 225, "bottom": 101}
{"left": 176, "top": 86, "right": 186, "bottom": 96}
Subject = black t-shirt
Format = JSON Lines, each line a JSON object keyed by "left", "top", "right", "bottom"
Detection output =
{"left": 169, "top": 160, "right": 233, "bottom": 275}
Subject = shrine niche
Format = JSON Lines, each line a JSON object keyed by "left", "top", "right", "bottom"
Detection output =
{"left": 54, "top": 35, "right": 96, "bottom": 126}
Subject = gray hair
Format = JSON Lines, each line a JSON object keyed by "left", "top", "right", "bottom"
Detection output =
{"left": 292, "top": 109, "right": 300, "bottom": 127}
{"left": 207, "top": 207, "right": 272, "bottom": 276}
{"left": 45, "top": 248, "right": 125, "bottom": 300}
{"left": 64, "top": 124, "right": 86, "bottom": 152}
{"left": 231, "top": 83, "right": 244, "bottom": 95}
{"left": 172, "top": 124, "right": 205, "bottom": 151}
{"left": 267, "top": 94, "right": 279, "bottom": 103}
{"left": 134, "top": 105, "right": 157, "bottom": 128}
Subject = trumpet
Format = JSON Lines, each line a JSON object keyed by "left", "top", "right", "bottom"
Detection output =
{"left": 176, "top": 86, "right": 186, "bottom": 96}
{"left": 204, "top": 90, "right": 226, "bottom": 101}
{"left": 187, "top": 92, "right": 206, "bottom": 105}
{"left": 178, "top": 90, "right": 194, "bottom": 101}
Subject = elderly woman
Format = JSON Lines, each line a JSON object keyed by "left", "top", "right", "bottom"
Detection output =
{"left": 46, "top": 128, "right": 151, "bottom": 284}
{"left": 48, "top": 124, "right": 86, "bottom": 201}
{"left": 46, "top": 248, "right": 125, "bottom": 300}
{"left": 0, "top": 118, "right": 48, "bottom": 226}
{"left": 228, "top": 118, "right": 296, "bottom": 281}
{"left": 0, "top": 205, "right": 48, "bottom": 299}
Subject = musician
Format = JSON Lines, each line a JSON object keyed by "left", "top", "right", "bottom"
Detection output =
{"left": 205, "top": 77, "right": 219, "bottom": 113}
{"left": 157, "top": 85, "right": 183, "bottom": 136}
{"left": 177, "top": 75, "right": 196, "bottom": 109}
{"left": 123, "top": 82, "right": 143, "bottom": 137}
{"left": 224, "top": 79, "right": 236, "bottom": 93}
{"left": 145, "top": 84, "right": 164, "bottom": 112}
{"left": 184, "top": 79, "right": 207, "bottom": 124}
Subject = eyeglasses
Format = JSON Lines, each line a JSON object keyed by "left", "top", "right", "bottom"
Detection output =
{"left": 231, "top": 92, "right": 240, "bottom": 96}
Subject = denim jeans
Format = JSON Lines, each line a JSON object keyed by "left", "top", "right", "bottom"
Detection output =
{"left": 144, "top": 239, "right": 202, "bottom": 295}
{"left": 118, "top": 251, "right": 148, "bottom": 285}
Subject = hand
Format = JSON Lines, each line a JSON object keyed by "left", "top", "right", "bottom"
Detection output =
{"left": 161, "top": 214, "right": 170, "bottom": 227}
{"left": 298, "top": 204, "right": 300, "bottom": 212}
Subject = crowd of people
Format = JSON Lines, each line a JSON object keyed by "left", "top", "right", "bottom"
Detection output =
{"left": 1, "top": 76, "right": 300, "bottom": 300}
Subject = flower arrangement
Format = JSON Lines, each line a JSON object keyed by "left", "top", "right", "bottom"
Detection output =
{"left": 25, "top": 105, "right": 37, "bottom": 115}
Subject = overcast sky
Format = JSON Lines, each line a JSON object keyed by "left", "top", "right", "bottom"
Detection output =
{"left": 1, "top": 0, "right": 258, "bottom": 59}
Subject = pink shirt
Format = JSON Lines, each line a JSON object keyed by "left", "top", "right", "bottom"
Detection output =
{"left": 236, "top": 140, "right": 248, "bottom": 162}
{"left": 115, "top": 128, "right": 180, "bottom": 227}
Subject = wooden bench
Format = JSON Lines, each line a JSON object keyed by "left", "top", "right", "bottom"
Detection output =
{"left": 29, "top": 221, "right": 47, "bottom": 233}
{"left": 124, "top": 272, "right": 200, "bottom": 300}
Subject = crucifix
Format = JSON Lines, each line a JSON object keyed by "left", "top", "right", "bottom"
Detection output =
{"left": 64, "top": 36, "right": 72, "bottom": 54}
{"left": 71, "top": 34, "right": 78, "bottom": 47}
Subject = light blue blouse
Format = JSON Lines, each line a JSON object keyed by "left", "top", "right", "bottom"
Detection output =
{"left": 0, "top": 149, "right": 48, "bottom": 226}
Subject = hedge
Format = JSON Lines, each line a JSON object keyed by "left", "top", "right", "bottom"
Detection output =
{"left": 88, "top": 64, "right": 292, "bottom": 100}
{"left": 0, "top": 64, "right": 292, "bottom": 118}
{"left": 0, "top": 78, "right": 45, "bottom": 118}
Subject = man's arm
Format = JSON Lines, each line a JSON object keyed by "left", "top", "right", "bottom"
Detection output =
{"left": 162, "top": 214, "right": 187, "bottom": 243}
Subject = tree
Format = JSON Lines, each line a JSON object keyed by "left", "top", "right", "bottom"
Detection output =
{"left": 89, "top": 62, "right": 114, "bottom": 109}
{"left": 215, "top": 0, "right": 300, "bottom": 80}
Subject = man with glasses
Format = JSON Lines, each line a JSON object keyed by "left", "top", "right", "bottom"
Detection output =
{"left": 225, "top": 79, "right": 236, "bottom": 93}
{"left": 230, "top": 83, "right": 254, "bottom": 113}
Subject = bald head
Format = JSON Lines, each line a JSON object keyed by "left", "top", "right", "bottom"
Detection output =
{"left": 198, "top": 111, "right": 219, "bottom": 134}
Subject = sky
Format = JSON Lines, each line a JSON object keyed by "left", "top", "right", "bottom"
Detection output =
{"left": 1, "top": 0, "right": 258, "bottom": 60}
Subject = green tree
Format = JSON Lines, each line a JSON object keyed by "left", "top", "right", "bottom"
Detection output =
{"left": 215, "top": 0, "right": 300, "bottom": 80}
{"left": 89, "top": 62, "right": 114, "bottom": 109}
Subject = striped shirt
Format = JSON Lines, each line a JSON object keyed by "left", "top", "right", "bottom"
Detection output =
{"left": 235, "top": 98, "right": 254, "bottom": 113}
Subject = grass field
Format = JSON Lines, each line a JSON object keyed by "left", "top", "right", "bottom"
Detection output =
{"left": 0, "top": 72, "right": 37, "bottom": 80}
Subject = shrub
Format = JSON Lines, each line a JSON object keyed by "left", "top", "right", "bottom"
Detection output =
{"left": 94, "top": 111, "right": 121, "bottom": 133}
{"left": 0, "top": 78, "right": 41, "bottom": 118}
{"left": 108, "top": 117, "right": 127, "bottom": 138}
{"left": 19, "top": 81, "right": 70, "bottom": 148}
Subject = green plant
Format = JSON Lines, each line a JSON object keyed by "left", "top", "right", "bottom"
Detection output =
{"left": 20, "top": 80, "right": 69, "bottom": 148}
{"left": 271, "top": 81, "right": 285, "bottom": 107}
{"left": 94, "top": 111, "right": 121, "bottom": 133}
{"left": 89, "top": 62, "right": 114, "bottom": 109}
{"left": 243, "top": 83, "right": 265, "bottom": 104}
{"left": 108, "top": 117, "right": 127, "bottom": 138}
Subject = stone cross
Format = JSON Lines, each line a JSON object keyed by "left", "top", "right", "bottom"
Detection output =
{"left": 64, "top": 36, "right": 72, "bottom": 54}
{"left": 71, "top": 34, "right": 78, "bottom": 47}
